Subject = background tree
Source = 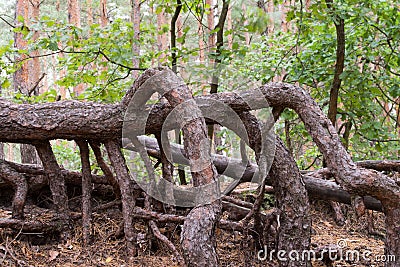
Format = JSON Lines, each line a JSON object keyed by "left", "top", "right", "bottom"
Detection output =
{"left": 0, "top": 0, "right": 399, "bottom": 266}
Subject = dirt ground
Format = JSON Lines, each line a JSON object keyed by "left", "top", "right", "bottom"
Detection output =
{"left": 0, "top": 199, "right": 388, "bottom": 267}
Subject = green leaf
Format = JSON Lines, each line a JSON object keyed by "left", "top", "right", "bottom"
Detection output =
{"left": 389, "top": 85, "right": 400, "bottom": 98}
{"left": 1, "top": 79, "right": 11, "bottom": 89}
{"left": 375, "top": 143, "right": 382, "bottom": 152}
{"left": 17, "top": 15, "right": 24, "bottom": 23}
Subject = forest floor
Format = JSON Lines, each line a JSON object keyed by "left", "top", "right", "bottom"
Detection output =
{"left": 0, "top": 199, "right": 387, "bottom": 267}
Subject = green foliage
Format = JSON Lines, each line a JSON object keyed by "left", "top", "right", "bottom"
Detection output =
{"left": 0, "top": 0, "right": 399, "bottom": 167}
{"left": 236, "top": 0, "right": 400, "bottom": 162}
{"left": 51, "top": 140, "right": 82, "bottom": 171}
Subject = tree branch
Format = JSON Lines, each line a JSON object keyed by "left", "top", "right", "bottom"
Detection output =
{"left": 325, "top": 0, "right": 345, "bottom": 126}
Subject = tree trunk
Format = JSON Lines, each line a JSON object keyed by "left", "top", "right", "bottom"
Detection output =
{"left": 28, "top": 0, "right": 42, "bottom": 94}
{"left": 14, "top": 0, "right": 29, "bottom": 96}
{"left": 15, "top": 0, "right": 40, "bottom": 165}
{"left": 156, "top": 5, "right": 167, "bottom": 64}
{"left": 68, "top": 0, "right": 81, "bottom": 27}
{"left": 100, "top": 0, "right": 108, "bottom": 27}
{"left": 104, "top": 140, "right": 139, "bottom": 257}
{"left": 325, "top": 0, "right": 345, "bottom": 126}
{"left": 0, "top": 141, "right": 386, "bottom": 213}
{"left": 0, "top": 159, "right": 28, "bottom": 219}
{"left": 170, "top": 0, "right": 182, "bottom": 73}
{"left": 134, "top": 69, "right": 221, "bottom": 266}
{"left": 87, "top": 0, "right": 93, "bottom": 26}
{"left": 181, "top": 204, "right": 221, "bottom": 266}
{"left": 1, "top": 73, "right": 399, "bottom": 264}
{"left": 239, "top": 109, "right": 311, "bottom": 266}
{"left": 76, "top": 140, "right": 92, "bottom": 245}
{"left": 34, "top": 141, "right": 68, "bottom": 214}
{"left": 206, "top": 0, "right": 215, "bottom": 53}
{"left": 20, "top": 144, "right": 40, "bottom": 164}
{"left": 227, "top": 6, "right": 233, "bottom": 49}
{"left": 1, "top": 83, "right": 399, "bottom": 210}
{"left": 384, "top": 207, "right": 400, "bottom": 266}
{"left": 271, "top": 139, "right": 311, "bottom": 267}
{"left": 267, "top": 1, "right": 275, "bottom": 35}
{"left": 130, "top": 0, "right": 140, "bottom": 79}
{"left": 131, "top": 135, "right": 384, "bottom": 211}
{"left": 68, "top": 0, "right": 85, "bottom": 96}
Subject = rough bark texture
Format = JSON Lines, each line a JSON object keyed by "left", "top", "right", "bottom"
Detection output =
{"left": 239, "top": 110, "right": 311, "bottom": 266}
{"left": 76, "top": 140, "right": 92, "bottom": 245}
{"left": 132, "top": 206, "right": 246, "bottom": 232}
{"left": 2, "top": 83, "right": 398, "bottom": 206}
{"left": 384, "top": 208, "right": 400, "bottom": 265}
{"left": 256, "top": 83, "right": 400, "bottom": 266}
{"left": 20, "top": 144, "right": 40, "bottom": 165}
{"left": 131, "top": 135, "right": 384, "bottom": 211}
{"left": 258, "top": 84, "right": 400, "bottom": 201}
{"left": 0, "top": 141, "right": 384, "bottom": 216}
{"left": 142, "top": 69, "right": 221, "bottom": 266}
{"left": 0, "top": 100, "right": 123, "bottom": 142}
{"left": 1, "top": 73, "right": 399, "bottom": 264}
{"left": 0, "top": 159, "right": 28, "bottom": 219}
{"left": 356, "top": 160, "right": 400, "bottom": 172}
{"left": 34, "top": 141, "right": 68, "bottom": 214}
{"left": 270, "top": 139, "right": 311, "bottom": 267}
{"left": 104, "top": 140, "right": 139, "bottom": 257}
{"left": 0, "top": 159, "right": 110, "bottom": 187}
{"left": 1, "top": 85, "right": 394, "bottom": 207}
{"left": 181, "top": 204, "right": 221, "bottom": 266}
{"left": 0, "top": 218, "right": 69, "bottom": 233}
